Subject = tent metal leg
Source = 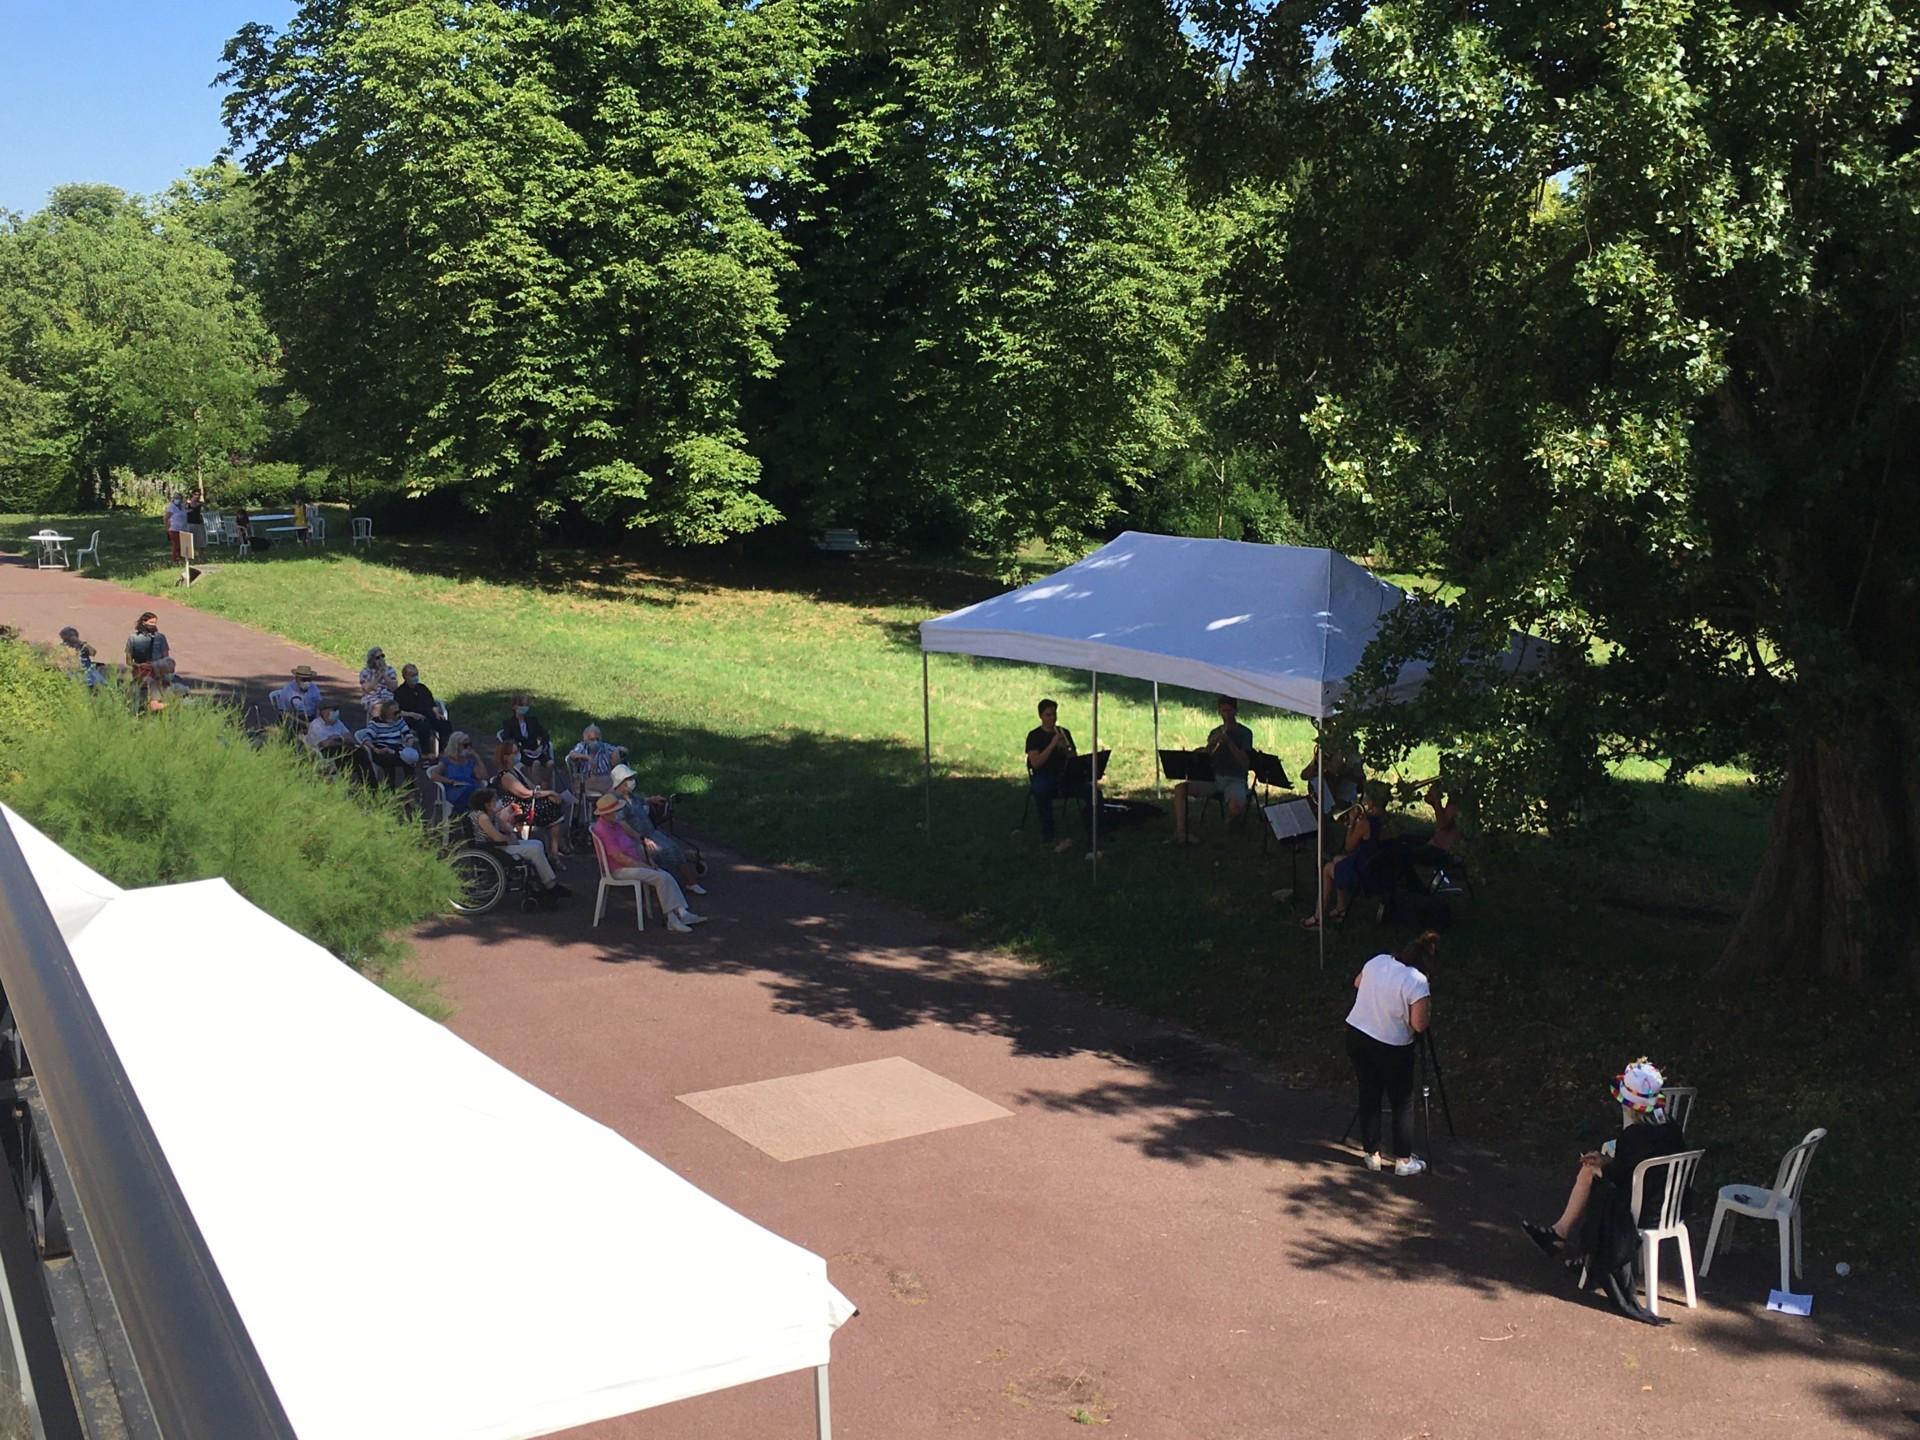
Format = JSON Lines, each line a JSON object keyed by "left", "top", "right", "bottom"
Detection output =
{"left": 921, "top": 653, "right": 932, "bottom": 840}
{"left": 814, "top": 1364, "right": 832, "bottom": 1440}
{"left": 1089, "top": 671, "right": 1100, "bottom": 880}
{"left": 1314, "top": 738, "right": 1324, "bottom": 971}
{"left": 1152, "top": 682, "right": 1160, "bottom": 797}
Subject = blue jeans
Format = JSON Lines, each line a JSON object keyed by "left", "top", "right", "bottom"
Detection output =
{"left": 1031, "top": 772, "right": 1086, "bottom": 841}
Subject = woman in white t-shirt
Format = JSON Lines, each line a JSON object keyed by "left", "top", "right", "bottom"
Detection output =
{"left": 1344, "top": 931, "right": 1437, "bottom": 1176}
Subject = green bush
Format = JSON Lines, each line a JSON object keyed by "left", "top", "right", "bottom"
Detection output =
{"left": 206, "top": 461, "right": 330, "bottom": 509}
{"left": 0, "top": 642, "right": 455, "bottom": 1004}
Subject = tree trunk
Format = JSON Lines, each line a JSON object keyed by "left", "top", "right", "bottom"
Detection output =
{"left": 1714, "top": 696, "right": 1920, "bottom": 992}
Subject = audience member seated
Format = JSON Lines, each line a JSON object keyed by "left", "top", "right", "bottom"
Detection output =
{"left": 359, "top": 646, "right": 399, "bottom": 713}
{"left": 590, "top": 794, "right": 707, "bottom": 932}
{"left": 604, "top": 764, "right": 706, "bottom": 894}
{"left": 1413, "top": 782, "right": 1463, "bottom": 870}
{"left": 123, "top": 612, "right": 177, "bottom": 712}
{"left": 394, "top": 663, "right": 451, "bottom": 757}
{"left": 494, "top": 739, "right": 574, "bottom": 855}
{"left": 1303, "top": 781, "right": 1387, "bottom": 929}
{"left": 272, "top": 664, "right": 326, "bottom": 727}
{"left": 1303, "top": 747, "right": 1367, "bottom": 812}
{"left": 1171, "top": 695, "right": 1253, "bottom": 844}
{"left": 58, "top": 628, "right": 105, "bottom": 690}
{"left": 466, "top": 790, "right": 571, "bottom": 908}
{"left": 233, "top": 507, "right": 254, "bottom": 548}
{"left": 1522, "top": 1059, "right": 1686, "bottom": 1326}
{"left": 1024, "top": 698, "right": 1084, "bottom": 853}
{"left": 429, "top": 732, "right": 492, "bottom": 813}
{"left": 305, "top": 702, "right": 355, "bottom": 759}
{"left": 500, "top": 694, "right": 555, "bottom": 782}
{"left": 567, "top": 724, "right": 627, "bottom": 796}
{"left": 357, "top": 700, "right": 421, "bottom": 787}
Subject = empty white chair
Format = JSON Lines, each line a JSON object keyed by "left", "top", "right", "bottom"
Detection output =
{"left": 351, "top": 516, "right": 374, "bottom": 547}
{"left": 590, "top": 830, "right": 656, "bottom": 931}
{"left": 310, "top": 513, "right": 327, "bottom": 546}
{"left": 74, "top": 530, "right": 101, "bottom": 570}
{"left": 1660, "top": 1086, "right": 1698, "bottom": 1135}
{"left": 1701, "top": 1127, "right": 1826, "bottom": 1294}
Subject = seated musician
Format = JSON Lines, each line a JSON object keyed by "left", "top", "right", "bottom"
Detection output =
{"left": 1025, "top": 698, "right": 1085, "bottom": 853}
{"left": 1171, "top": 696, "right": 1253, "bottom": 844}
{"left": 1302, "top": 747, "right": 1367, "bottom": 812}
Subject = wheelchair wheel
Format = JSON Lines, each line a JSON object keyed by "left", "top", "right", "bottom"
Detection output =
{"left": 449, "top": 847, "right": 507, "bottom": 915}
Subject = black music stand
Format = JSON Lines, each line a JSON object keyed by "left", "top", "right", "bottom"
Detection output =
{"left": 1157, "top": 748, "right": 1212, "bottom": 784}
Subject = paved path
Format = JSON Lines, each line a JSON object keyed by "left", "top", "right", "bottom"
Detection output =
{"left": 5, "top": 560, "right": 1916, "bottom": 1440}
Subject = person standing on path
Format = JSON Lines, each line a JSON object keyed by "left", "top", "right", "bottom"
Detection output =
{"left": 164, "top": 495, "right": 189, "bottom": 561}
{"left": 1343, "top": 930, "right": 1436, "bottom": 1177}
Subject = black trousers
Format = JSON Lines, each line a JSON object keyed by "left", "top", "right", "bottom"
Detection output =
{"left": 1345, "top": 1024, "right": 1417, "bottom": 1159}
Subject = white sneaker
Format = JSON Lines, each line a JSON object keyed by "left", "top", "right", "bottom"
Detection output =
{"left": 666, "top": 915, "right": 694, "bottom": 934}
{"left": 1364, "top": 1152, "right": 1383, "bottom": 1172}
{"left": 676, "top": 910, "right": 709, "bottom": 926}
{"left": 1394, "top": 1156, "right": 1427, "bottom": 1177}
{"left": 689, "top": 883, "right": 708, "bottom": 896}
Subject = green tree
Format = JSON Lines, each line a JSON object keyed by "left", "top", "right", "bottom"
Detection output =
{"left": 1087, "top": 0, "right": 1920, "bottom": 989}
{"left": 221, "top": 0, "right": 815, "bottom": 555}
{"left": 757, "top": 7, "right": 1215, "bottom": 559}
{"left": 0, "top": 185, "right": 273, "bottom": 506}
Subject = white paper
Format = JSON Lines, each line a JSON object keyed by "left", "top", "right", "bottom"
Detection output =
{"left": 1766, "top": 1289, "right": 1813, "bottom": 1316}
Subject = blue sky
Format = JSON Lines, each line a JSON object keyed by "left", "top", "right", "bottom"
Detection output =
{"left": 0, "top": 0, "right": 296, "bottom": 215}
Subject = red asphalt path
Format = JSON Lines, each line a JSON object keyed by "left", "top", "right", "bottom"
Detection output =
{"left": 4, "top": 559, "right": 1915, "bottom": 1440}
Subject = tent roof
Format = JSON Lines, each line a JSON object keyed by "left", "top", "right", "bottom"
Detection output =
{"left": 918, "top": 532, "right": 1423, "bottom": 720}
{"left": 2, "top": 806, "right": 854, "bottom": 1440}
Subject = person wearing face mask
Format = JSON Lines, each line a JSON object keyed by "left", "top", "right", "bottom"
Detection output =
{"left": 306, "top": 702, "right": 355, "bottom": 758}
{"left": 123, "top": 612, "right": 176, "bottom": 710}
{"left": 359, "top": 647, "right": 399, "bottom": 714}
{"left": 429, "top": 732, "right": 493, "bottom": 812}
{"left": 393, "top": 663, "right": 451, "bottom": 758}
{"left": 499, "top": 694, "right": 554, "bottom": 783}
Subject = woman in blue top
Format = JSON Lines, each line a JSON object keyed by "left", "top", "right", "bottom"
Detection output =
{"left": 428, "top": 732, "right": 492, "bottom": 813}
{"left": 1303, "top": 782, "right": 1387, "bottom": 928}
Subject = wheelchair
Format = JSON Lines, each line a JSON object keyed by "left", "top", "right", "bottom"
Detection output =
{"left": 446, "top": 820, "right": 548, "bottom": 916}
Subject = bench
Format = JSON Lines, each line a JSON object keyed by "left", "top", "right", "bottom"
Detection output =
{"left": 812, "top": 528, "right": 870, "bottom": 554}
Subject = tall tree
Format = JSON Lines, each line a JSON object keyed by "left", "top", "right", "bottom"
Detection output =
{"left": 758, "top": 6, "right": 1215, "bottom": 559}
{"left": 221, "top": 0, "right": 815, "bottom": 554}
{"left": 0, "top": 185, "right": 273, "bottom": 507}
{"left": 1095, "top": 0, "right": 1920, "bottom": 990}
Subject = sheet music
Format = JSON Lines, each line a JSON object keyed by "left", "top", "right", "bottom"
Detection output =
{"left": 1265, "top": 799, "right": 1318, "bottom": 840}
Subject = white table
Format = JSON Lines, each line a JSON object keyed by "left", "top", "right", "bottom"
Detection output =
{"left": 29, "top": 532, "right": 72, "bottom": 569}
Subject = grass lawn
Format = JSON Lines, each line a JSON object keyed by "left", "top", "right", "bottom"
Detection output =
{"left": 7, "top": 506, "right": 1914, "bottom": 1282}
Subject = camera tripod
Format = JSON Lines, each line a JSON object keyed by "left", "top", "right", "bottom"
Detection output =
{"left": 1340, "top": 1029, "right": 1456, "bottom": 1173}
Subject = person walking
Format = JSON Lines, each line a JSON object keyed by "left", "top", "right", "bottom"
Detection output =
{"left": 1343, "top": 930, "right": 1436, "bottom": 1176}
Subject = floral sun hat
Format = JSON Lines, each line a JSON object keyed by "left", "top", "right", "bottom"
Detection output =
{"left": 1612, "top": 1058, "right": 1667, "bottom": 1117}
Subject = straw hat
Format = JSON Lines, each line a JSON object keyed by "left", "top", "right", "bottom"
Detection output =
{"left": 608, "top": 763, "right": 639, "bottom": 791}
{"left": 1612, "top": 1058, "right": 1666, "bottom": 1115}
{"left": 593, "top": 792, "right": 625, "bottom": 816}
{"left": 292, "top": 664, "right": 317, "bottom": 679}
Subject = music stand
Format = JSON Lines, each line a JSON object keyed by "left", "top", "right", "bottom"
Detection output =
{"left": 1263, "top": 798, "right": 1318, "bottom": 887}
{"left": 1158, "top": 748, "right": 1213, "bottom": 783}
{"left": 1063, "top": 748, "right": 1111, "bottom": 790}
{"left": 1250, "top": 750, "right": 1291, "bottom": 807}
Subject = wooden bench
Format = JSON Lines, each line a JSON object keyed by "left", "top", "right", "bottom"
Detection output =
{"left": 812, "top": 528, "right": 870, "bottom": 554}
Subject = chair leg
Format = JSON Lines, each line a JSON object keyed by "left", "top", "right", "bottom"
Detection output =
{"left": 1777, "top": 1217, "right": 1794, "bottom": 1295}
{"left": 593, "top": 880, "right": 608, "bottom": 927}
{"left": 1791, "top": 1209, "right": 1803, "bottom": 1283}
{"left": 633, "top": 882, "right": 646, "bottom": 932}
{"left": 1676, "top": 1225, "right": 1697, "bottom": 1308}
{"left": 1643, "top": 1233, "right": 1660, "bottom": 1318}
{"left": 1700, "top": 1203, "right": 1729, "bottom": 1275}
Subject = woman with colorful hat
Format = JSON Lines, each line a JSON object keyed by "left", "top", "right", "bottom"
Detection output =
{"left": 590, "top": 793, "right": 706, "bottom": 933}
{"left": 1522, "top": 1058, "right": 1686, "bottom": 1324}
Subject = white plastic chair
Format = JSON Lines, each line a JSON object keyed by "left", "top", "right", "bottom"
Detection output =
{"left": 351, "top": 516, "right": 374, "bottom": 547}
{"left": 590, "top": 830, "right": 659, "bottom": 931}
{"left": 74, "top": 531, "right": 101, "bottom": 570}
{"left": 1630, "top": 1148, "right": 1705, "bottom": 1316}
{"left": 1659, "top": 1086, "right": 1697, "bottom": 1135}
{"left": 310, "top": 513, "right": 327, "bottom": 546}
{"left": 1701, "top": 1127, "right": 1826, "bottom": 1294}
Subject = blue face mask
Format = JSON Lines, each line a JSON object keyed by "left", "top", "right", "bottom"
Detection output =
{"left": 515, "top": 706, "right": 529, "bottom": 717}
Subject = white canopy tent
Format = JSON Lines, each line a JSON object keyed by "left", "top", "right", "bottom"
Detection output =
{"left": 3, "top": 805, "right": 855, "bottom": 1440}
{"left": 917, "top": 532, "right": 1538, "bottom": 961}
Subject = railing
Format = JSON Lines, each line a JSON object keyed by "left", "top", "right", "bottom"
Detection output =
{"left": 0, "top": 820, "right": 297, "bottom": 1440}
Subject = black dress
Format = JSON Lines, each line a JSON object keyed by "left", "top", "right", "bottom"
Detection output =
{"left": 1576, "top": 1120, "right": 1687, "bottom": 1281}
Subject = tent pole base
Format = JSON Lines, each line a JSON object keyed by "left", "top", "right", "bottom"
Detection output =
{"left": 815, "top": 1364, "right": 832, "bottom": 1440}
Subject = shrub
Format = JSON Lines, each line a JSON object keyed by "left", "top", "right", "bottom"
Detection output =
{"left": 0, "top": 642, "right": 455, "bottom": 999}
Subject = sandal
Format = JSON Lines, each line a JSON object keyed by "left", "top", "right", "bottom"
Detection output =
{"left": 1300, "top": 915, "right": 1321, "bottom": 930}
{"left": 1522, "top": 1221, "right": 1564, "bottom": 1257}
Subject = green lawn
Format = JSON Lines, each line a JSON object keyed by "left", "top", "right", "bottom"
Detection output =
{"left": 7, "top": 508, "right": 1913, "bottom": 1280}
